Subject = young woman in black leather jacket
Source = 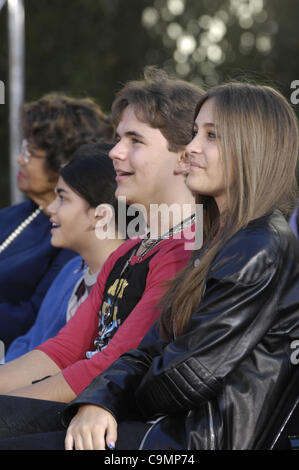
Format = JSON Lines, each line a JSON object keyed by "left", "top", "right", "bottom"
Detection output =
{"left": 1, "top": 82, "right": 299, "bottom": 450}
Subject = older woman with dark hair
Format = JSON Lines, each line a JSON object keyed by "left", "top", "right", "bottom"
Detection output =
{"left": 0, "top": 93, "right": 114, "bottom": 352}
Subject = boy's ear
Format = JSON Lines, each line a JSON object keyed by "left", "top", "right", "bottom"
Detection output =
{"left": 93, "top": 203, "right": 114, "bottom": 227}
{"left": 93, "top": 204, "right": 116, "bottom": 240}
{"left": 174, "top": 150, "right": 190, "bottom": 175}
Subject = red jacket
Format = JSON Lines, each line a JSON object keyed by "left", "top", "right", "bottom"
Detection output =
{"left": 37, "top": 228, "right": 194, "bottom": 395}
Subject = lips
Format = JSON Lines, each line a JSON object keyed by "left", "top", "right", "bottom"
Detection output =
{"left": 17, "top": 171, "right": 26, "bottom": 180}
{"left": 50, "top": 219, "right": 60, "bottom": 230}
{"left": 115, "top": 169, "right": 134, "bottom": 182}
{"left": 189, "top": 162, "right": 206, "bottom": 170}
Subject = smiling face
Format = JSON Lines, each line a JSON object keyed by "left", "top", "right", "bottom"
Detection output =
{"left": 109, "top": 105, "right": 182, "bottom": 210}
{"left": 47, "top": 176, "right": 94, "bottom": 251}
{"left": 185, "top": 98, "right": 229, "bottom": 213}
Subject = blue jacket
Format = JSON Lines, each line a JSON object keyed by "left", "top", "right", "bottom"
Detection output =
{"left": 5, "top": 256, "right": 84, "bottom": 361}
{"left": 0, "top": 199, "right": 75, "bottom": 350}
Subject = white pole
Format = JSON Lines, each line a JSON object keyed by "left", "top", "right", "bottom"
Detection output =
{"left": 8, "top": 0, "right": 25, "bottom": 204}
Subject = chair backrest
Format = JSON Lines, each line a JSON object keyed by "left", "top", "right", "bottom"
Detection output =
{"left": 254, "top": 365, "right": 299, "bottom": 449}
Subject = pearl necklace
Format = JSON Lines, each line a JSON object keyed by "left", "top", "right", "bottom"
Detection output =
{"left": 0, "top": 205, "right": 42, "bottom": 254}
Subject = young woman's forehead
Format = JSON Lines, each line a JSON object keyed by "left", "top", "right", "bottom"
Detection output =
{"left": 195, "top": 98, "right": 216, "bottom": 124}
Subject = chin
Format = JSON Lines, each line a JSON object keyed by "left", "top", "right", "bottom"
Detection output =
{"left": 186, "top": 179, "right": 198, "bottom": 193}
{"left": 50, "top": 236, "right": 60, "bottom": 248}
{"left": 17, "top": 181, "right": 27, "bottom": 193}
{"left": 115, "top": 188, "right": 133, "bottom": 205}
{"left": 186, "top": 174, "right": 206, "bottom": 194}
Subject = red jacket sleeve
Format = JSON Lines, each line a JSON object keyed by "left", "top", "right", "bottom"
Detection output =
{"left": 36, "top": 240, "right": 138, "bottom": 369}
{"left": 61, "top": 235, "right": 193, "bottom": 395}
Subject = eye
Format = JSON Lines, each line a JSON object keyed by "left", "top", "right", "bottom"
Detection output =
{"left": 192, "top": 128, "right": 198, "bottom": 138}
{"left": 131, "top": 137, "right": 142, "bottom": 145}
{"left": 207, "top": 131, "right": 216, "bottom": 139}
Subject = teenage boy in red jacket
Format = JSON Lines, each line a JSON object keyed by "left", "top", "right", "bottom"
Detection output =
{"left": 0, "top": 68, "right": 203, "bottom": 438}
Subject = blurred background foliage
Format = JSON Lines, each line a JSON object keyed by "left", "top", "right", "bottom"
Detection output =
{"left": 0, "top": 0, "right": 299, "bottom": 207}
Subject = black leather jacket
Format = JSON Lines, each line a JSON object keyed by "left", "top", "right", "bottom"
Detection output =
{"left": 64, "top": 211, "right": 299, "bottom": 450}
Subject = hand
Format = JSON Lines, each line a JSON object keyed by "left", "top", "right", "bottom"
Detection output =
{"left": 65, "top": 404, "right": 117, "bottom": 450}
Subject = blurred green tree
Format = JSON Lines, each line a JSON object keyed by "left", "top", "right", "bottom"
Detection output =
{"left": 141, "top": 0, "right": 299, "bottom": 99}
{"left": 0, "top": 0, "right": 160, "bottom": 207}
{"left": 0, "top": 0, "right": 298, "bottom": 207}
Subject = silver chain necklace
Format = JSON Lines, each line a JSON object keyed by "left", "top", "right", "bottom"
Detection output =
{"left": 92, "top": 213, "right": 196, "bottom": 353}
{"left": 0, "top": 205, "right": 42, "bottom": 254}
{"left": 137, "top": 213, "right": 196, "bottom": 260}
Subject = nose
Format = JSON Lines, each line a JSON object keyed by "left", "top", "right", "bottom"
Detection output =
{"left": 17, "top": 152, "right": 25, "bottom": 165}
{"left": 185, "top": 135, "right": 202, "bottom": 161}
{"left": 47, "top": 197, "right": 58, "bottom": 216}
{"left": 109, "top": 139, "right": 126, "bottom": 161}
{"left": 177, "top": 150, "right": 191, "bottom": 173}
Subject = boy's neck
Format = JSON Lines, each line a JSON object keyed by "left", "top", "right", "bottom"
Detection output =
{"left": 80, "top": 237, "right": 125, "bottom": 274}
{"left": 144, "top": 192, "right": 196, "bottom": 239}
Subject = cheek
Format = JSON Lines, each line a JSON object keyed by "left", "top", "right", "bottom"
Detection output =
{"left": 130, "top": 149, "right": 153, "bottom": 174}
{"left": 22, "top": 170, "right": 44, "bottom": 193}
{"left": 31, "top": 164, "right": 57, "bottom": 189}
{"left": 207, "top": 148, "right": 223, "bottom": 175}
{"left": 28, "top": 170, "right": 46, "bottom": 188}
{"left": 56, "top": 204, "right": 72, "bottom": 223}
{"left": 215, "top": 157, "right": 227, "bottom": 186}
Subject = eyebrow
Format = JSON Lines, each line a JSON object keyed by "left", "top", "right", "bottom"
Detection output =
{"left": 115, "top": 130, "right": 145, "bottom": 140}
{"left": 54, "top": 187, "right": 68, "bottom": 195}
{"left": 193, "top": 122, "right": 215, "bottom": 129}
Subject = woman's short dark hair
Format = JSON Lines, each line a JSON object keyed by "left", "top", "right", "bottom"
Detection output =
{"left": 111, "top": 66, "right": 204, "bottom": 152}
{"left": 22, "top": 93, "right": 114, "bottom": 173}
{"left": 60, "top": 142, "right": 118, "bottom": 216}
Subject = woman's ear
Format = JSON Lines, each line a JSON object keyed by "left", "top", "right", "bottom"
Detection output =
{"left": 93, "top": 203, "right": 116, "bottom": 240}
{"left": 174, "top": 150, "right": 190, "bottom": 175}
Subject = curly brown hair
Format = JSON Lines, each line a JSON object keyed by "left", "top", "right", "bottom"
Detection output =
{"left": 22, "top": 93, "right": 114, "bottom": 173}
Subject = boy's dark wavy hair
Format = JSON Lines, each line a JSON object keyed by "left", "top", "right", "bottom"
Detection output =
{"left": 60, "top": 142, "right": 135, "bottom": 238}
{"left": 60, "top": 142, "right": 117, "bottom": 213}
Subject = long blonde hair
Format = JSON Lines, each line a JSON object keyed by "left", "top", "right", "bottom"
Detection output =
{"left": 160, "top": 82, "right": 299, "bottom": 341}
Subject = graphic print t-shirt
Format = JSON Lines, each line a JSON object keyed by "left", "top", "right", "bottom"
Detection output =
{"left": 86, "top": 243, "right": 157, "bottom": 357}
